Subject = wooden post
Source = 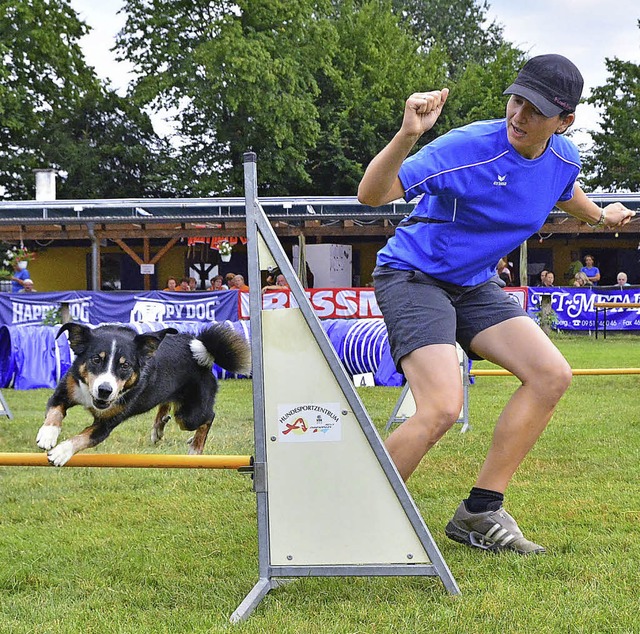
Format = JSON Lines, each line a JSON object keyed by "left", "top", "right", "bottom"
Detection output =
{"left": 60, "top": 302, "right": 71, "bottom": 324}
{"left": 143, "top": 238, "right": 151, "bottom": 291}
{"left": 519, "top": 240, "right": 528, "bottom": 286}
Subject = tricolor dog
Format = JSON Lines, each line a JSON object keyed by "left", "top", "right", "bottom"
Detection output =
{"left": 36, "top": 322, "right": 251, "bottom": 466}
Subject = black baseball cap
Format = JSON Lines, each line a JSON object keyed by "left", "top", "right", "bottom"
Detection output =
{"left": 503, "top": 54, "right": 584, "bottom": 117}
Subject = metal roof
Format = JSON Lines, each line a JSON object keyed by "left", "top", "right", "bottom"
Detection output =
{"left": 0, "top": 193, "right": 637, "bottom": 222}
{"left": 0, "top": 193, "right": 638, "bottom": 235}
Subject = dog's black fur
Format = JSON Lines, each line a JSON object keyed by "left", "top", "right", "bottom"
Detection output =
{"left": 36, "top": 322, "right": 251, "bottom": 466}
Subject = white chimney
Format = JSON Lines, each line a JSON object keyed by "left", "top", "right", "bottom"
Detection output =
{"left": 33, "top": 169, "right": 57, "bottom": 200}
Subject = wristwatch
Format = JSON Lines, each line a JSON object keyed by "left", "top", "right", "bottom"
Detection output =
{"left": 588, "top": 209, "right": 606, "bottom": 228}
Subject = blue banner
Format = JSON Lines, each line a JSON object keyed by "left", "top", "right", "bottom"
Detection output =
{"left": 528, "top": 286, "right": 640, "bottom": 331}
{"left": 0, "top": 290, "right": 240, "bottom": 327}
{"left": 3, "top": 287, "right": 640, "bottom": 332}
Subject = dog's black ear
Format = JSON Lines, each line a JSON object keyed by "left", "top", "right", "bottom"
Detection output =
{"left": 57, "top": 322, "right": 92, "bottom": 354}
{"left": 134, "top": 328, "right": 177, "bottom": 358}
{"left": 156, "top": 327, "right": 179, "bottom": 338}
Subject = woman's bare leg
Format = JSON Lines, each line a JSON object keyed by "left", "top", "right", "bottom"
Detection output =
{"left": 385, "top": 344, "right": 463, "bottom": 481}
{"left": 469, "top": 316, "right": 572, "bottom": 492}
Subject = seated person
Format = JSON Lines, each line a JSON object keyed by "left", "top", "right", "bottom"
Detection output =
{"left": 208, "top": 275, "right": 226, "bottom": 291}
{"left": 163, "top": 276, "right": 178, "bottom": 291}
{"left": 573, "top": 271, "right": 592, "bottom": 287}
{"left": 262, "top": 273, "right": 290, "bottom": 293}
{"left": 538, "top": 269, "right": 548, "bottom": 286}
{"left": 497, "top": 257, "right": 512, "bottom": 287}
{"left": 225, "top": 272, "right": 236, "bottom": 288}
{"left": 541, "top": 270, "right": 555, "bottom": 287}
{"left": 18, "top": 278, "right": 36, "bottom": 293}
{"left": 232, "top": 274, "right": 249, "bottom": 291}
{"left": 616, "top": 272, "right": 630, "bottom": 287}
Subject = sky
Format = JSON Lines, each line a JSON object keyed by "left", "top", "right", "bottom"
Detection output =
{"left": 70, "top": 0, "right": 639, "bottom": 145}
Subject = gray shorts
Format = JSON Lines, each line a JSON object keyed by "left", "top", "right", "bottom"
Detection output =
{"left": 373, "top": 265, "right": 527, "bottom": 369}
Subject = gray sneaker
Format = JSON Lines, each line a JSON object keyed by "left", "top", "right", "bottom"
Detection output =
{"left": 445, "top": 502, "right": 546, "bottom": 554}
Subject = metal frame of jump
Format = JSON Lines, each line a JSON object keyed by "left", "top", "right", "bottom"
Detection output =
{"left": 231, "top": 153, "right": 459, "bottom": 623}
{"left": 0, "top": 390, "right": 14, "bottom": 420}
{"left": 385, "top": 346, "right": 471, "bottom": 433}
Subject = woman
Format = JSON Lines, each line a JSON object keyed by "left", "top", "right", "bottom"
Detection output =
{"left": 358, "top": 54, "right": 634, "bottom": 555}
{"left": 580, "top": 254, "right": 601, "bottom": 285}
{"left": 163, "top": 276, "right": 178, "bottom": 292}
{"left": 208, "top": 275, "right": 226, "bottom": 291}
{"left": 573, "top": 271, "right": 592, "bottom": 287}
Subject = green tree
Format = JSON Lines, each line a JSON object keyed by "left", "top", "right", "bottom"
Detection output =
{"left": 582, "top": 54, "right": 640, "bottom": 192}
{"left": 0, "top": 0, "right": 172, "bottom": 199}
{"left": 440, "top": 45, "right": 526, "bottom": 130}
{"left": 47, "top": 87, "right": 176, "bottom": 199}
{"left": 0, "top": 0, "right": 95, "bottom": 198}
{"left": 117, "top": 0, "right": 526, "bottom": 196}
{"left": 391, "top": 0, "right": 508, "bottom": 78}
{"left": 118, "top": 0, "right": 452, "bottom": 195}
{"left": 301, "top": 0, "right": 449, "bottom": 194}
{"left": 118, "top": 0, "right": 332, "bottom": 196}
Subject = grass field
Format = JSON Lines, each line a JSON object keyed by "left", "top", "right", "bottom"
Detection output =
{"left": 0, "top": 334, "right": 639, "bottom": 633}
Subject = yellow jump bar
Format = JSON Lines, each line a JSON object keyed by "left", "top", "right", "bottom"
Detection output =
{"left": 0, "top": 453, "right": 253, "bottom": 470}
{"left": 471, "top": 368, "right": 640, "bottom": 377}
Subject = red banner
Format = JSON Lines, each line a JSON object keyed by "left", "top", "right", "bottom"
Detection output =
{"left": 239, "top": 286, "right": 527, "bottom": 319}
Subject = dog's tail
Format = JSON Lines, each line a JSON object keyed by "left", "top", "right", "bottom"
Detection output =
{"left": 189, "top": 323, "right": 251, "bottom": 374}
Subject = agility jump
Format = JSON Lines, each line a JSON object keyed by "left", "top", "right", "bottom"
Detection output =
{"left": 0, "top": 153, "right": 460, "bottom": 624}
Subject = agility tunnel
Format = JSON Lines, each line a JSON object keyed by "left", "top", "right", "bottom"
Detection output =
{"left": 0, "top": 325, "right": 72, "bottom": 390}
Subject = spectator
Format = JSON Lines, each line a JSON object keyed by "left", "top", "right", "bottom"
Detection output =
{"left": 497, "top": 257, "right": 512, "bottom": 286}
{"left": 573, "top": 271, "right": 592, "bottom": 287}
{"left": 358, "top": 53, "right": 634, "bottom": 555}
{"left": 163, "top": 277, "right": 178, "bottom": 291}
{"left": 208, "top": 275, "right": 226, "bottom": 291}
{"left": 225, "top": 272, "right": 237, "bottom": 289}
{"left": 18, "top": 278, "right": 36, "bottom": 293}
{"left": 10, "top": 260, "right": 31, "bottom": 293}
{"left": 538, "top": 270, "right": 548, "bottom": 286}
{"left": 188, "top": 276, "right": 198, "bottom": 291}
{"left": 616, "top": 272, "right": 630, "bottom": 287}
{"left": 262, "top": 273, "right": 290, "bottom": 293}
{"left": 580, "top": 255, "right": 600, "bottom": 285}
{"left": 542, "top": 271, "right": 555, "bottom": 287}
{"left": 233, "top": 274, "right": 249, "bottom": 291}
{"left": 567, "top": 251, "right": 583, "bottom": 280}
{"left": 178, "top": 277, "right": 190, "bottom": 291}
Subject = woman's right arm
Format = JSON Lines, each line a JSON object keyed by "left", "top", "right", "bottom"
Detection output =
{"left": 357, "top": 89, "right": 449, "bottom": 208}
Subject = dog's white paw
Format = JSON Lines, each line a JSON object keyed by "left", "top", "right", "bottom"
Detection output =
{"left": 150, "top": 428, "right": 163, "bottom": 444}
{"left": 36, "top": 425, "right": 60, "bottom": 450}
{"left": 47, "top": 440, "right": 75, "bottom": 467}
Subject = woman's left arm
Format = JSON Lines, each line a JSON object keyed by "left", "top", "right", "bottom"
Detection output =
{"left": 556, "top": 184, "right": 635, "bottom": 228}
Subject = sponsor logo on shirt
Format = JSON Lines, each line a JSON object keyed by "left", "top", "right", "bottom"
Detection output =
{"left": 493, "top": 174, "right": 508, "bottom": 187}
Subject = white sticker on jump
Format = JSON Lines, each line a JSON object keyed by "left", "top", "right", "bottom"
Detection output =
{"left": 277, "top": 403, "right": 342, "bottom": 442}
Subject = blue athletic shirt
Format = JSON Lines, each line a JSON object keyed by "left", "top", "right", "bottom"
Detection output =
{"left": 376, "top": 119, "right": 581, "bottom": 286}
